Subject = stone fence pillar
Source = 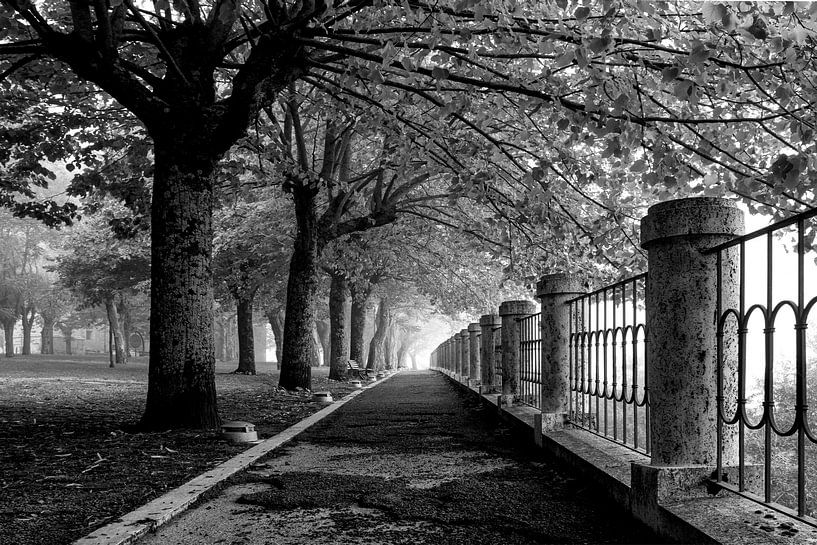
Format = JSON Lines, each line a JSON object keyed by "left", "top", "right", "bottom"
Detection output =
{"left": 479, "top": 314, "right": 501, "bottom": 393}
{"left": 468, "top": 323, "right": 480, "bottom": 387}
{"left": 499, "top": 300, "right": 537, "bottom": 403}
{"left": 453, "top": 334, "right": 461, "bottom": 377}
{"left": 632, "top": 197, "right": 744, "bottom": 511}
{"left": 536, "top": 273, "right": 585, "bottom": 430}
{"left": 445, "top": 338, "right": 452, "bottom": 373}
{"left": 459, "top": 329, "right": 470, "bottom": 382}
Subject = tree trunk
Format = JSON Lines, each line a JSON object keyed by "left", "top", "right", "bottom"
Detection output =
{"left": 61, "top": 327, "right": 73, "bottom": 355}
{"left": 266, "top": 307, "right": 284, "bottom": 370}
{"left": 397, "top": 341, "right": 408, "bottom": 369}
{"left": 119, "top": 298, "right": 132, "bottom": 357}
{"left": 349, "top": 285, "right": 370, "bottom": 367}
{"left": 328, "top": 273, "right": 350, "bottom": 380}
{"left": 384, "top": 322, "right": 398, "bottom": 370}
{"left": 279, "top": 188, "right": 322, "bottom": 391}
{"left": 21, "top": 306, "right": 34, "bottom": 355}
{"left": 234, "top": 294, "right": 256, "bottom": 375}
{"left": 40, "top": 317, "right": 55, "bottom": 355}
{"left": 104, "top": 297, "right": 127, "bottom": 366}
{"left": 2, "top": 319, "right": 14, "bottom": 357}
{"left": 410, "top": 350, "right": 418, "bottom": 370}
{"left": 315, "top": 319, "right": 330, "bottom": 367}
{"left": 366, "top": 298, "right": 390, "bottom": 372}
{"left": 226, "top": 315, "right": 237, "bottom": 361}
{"left": 310, "top": 323, "right": 321, "bottom": 366}
{"left": 213, "top": 316, "right": 227, "bottom": 361}
{"left": 140, "top": 140, "right": 219, "bottom": 430}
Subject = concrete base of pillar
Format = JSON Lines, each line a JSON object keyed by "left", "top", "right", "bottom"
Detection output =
{"left": 533, "top": 412, "right": 568, "bottom": 446}
{"left": 631, "top": 463, "right": 762, "bottom": 518}
{"left": 498, "top": 394, "right": 515, "bottom": 407}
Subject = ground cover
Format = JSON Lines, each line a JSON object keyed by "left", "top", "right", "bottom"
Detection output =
{"left": 0, "top": 355, "right": 358, "bottom": 545}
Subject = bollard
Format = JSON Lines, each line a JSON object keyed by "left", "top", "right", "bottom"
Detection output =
{"left": 479, "top": 314, "right": 501, "bottom": 393}
{"left": 498, "top": 300, "right": 537, "bottom": 404}
{"left": 632, "top": 197, "right": 744, "bottom": 509}
{"left": 536, "top": 273, "right": 586, "bottom": 431}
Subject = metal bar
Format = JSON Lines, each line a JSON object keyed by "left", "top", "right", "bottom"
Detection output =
{"left": 796, "top": 218, "right": 806, "bottom": 517}
{"left": 738, "top": 240, "right": 746, "bottom": 492}
{"left": 621, "top": 282, "right": 628, "bottom": 446}
{"left": 602, "top": 291, "right": 610, "bottom": 435}
{"left": 612, "top": 284, "right": 618, "bottom": 441}
{"left": 764, "top": 231, "right": 773, "bottom": 504}
{"left": 595, "top": 291, "right": 600, "bottom": 432}
{"left": 716, "top": 250, "right": 724, "bottom": 483}
{"left": 703, "top": 206, "right": 817, "bottom": 255}
{"left": 632, "top": 276, "right": 638, "bottom": 450}
{"left": 565, "top": 272, "right": 648, "bottom": 305}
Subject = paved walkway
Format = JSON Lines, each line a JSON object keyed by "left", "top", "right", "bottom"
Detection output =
{"left": 139, "top": 371, "right": 662, "bottom": 544}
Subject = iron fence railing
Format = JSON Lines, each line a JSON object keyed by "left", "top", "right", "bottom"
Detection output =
{"left": 567, "top": 273, "right": 650, "bottom": 454}
{"left": 707, "top": 206, "right": 817, "bottom": 524}
{"left": 519, "top": 313, "right": 542, "bottom": 409}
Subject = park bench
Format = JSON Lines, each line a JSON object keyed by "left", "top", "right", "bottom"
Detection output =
{"left": 346, "top": 360, "right": 373, "bottom": 380}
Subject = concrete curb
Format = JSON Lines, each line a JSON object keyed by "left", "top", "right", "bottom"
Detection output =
{"left": 73, "top": 372, "right": 401, "bottom": 545}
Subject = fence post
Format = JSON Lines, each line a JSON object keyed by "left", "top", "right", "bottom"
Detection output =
{"left": 459, "top": 329, "right": 470, "bottom": 382}
{"left": 536, "top": 273, "right": 586, "bottom": 430}
{"left": 632, "top": 197, "right": 744, "bottom": 509}
{"left": 479, "top": 314, "right": 501, "bottom": 393}
{"left": 468, "top": 323, "right": 480, "bottom": 387}
{"left": 499, "top": 300, "right": 537, "bottom": 404}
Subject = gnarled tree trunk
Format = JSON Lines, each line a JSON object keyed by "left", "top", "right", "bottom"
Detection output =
{"left": 119, "top": 297, "right": 131, "bottom": 358}
{"left": 328, "top": 273, "right": 350, "bottom": 380}
{"left": 1, "top": 319, "right": 14, "bottom": 357}
{"left": 366, "top": 298, "right": 390, "bottom": 372}
{"left": 280, "top": 187, "right": 321, "bottom": 390}
{"left": 349, "top": 284, "right": 370, "bottom": 368}
{"left": 20, "top": 305, "right": 35, "bottom": 355}
{"left": 234, "top": 293, "right": 257, "bottom": 375}
{"left": 315, "top": 319, "right": 330, "bottom": 367}
{"left": 40, "top": 317, "right": 55, "bottom": 355}
{"left": 104, "top": 296, "right": 127, "bottom": 366}
{"left": 140, "top": 137, "right": 219, "bottom": 430}
{"left": 266, "top": 307, "right": 284, "bottom": 369}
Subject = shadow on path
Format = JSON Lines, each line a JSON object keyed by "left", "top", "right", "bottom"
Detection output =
{"left": 139, "top": 370, "right": 664, "bottom": 545}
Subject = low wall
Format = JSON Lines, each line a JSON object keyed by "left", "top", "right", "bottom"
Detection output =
{"left": 438, "top": 369, "right": 814, "bottom": 545}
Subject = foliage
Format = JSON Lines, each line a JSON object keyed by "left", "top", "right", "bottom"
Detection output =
{"left": 54, "top": 200, "right": 149, "bottom": 306}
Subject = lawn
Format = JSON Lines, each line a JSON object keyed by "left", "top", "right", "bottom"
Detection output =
{"left": 0, "top": 355, "right": 358, "bottom": 545}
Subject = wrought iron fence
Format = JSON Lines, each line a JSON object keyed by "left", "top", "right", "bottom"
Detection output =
{"left": 707, "top": 206, "right": 817, "bottom": 524}
{"left": 519, "top": 313, "right": 542, "bottom": 409}
{"left": 567, "top": 273, "right": 650, "bottom": 453}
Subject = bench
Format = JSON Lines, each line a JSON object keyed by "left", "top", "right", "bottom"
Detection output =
{"left": 346, "top": 360, "right": 373, "bottom": 380}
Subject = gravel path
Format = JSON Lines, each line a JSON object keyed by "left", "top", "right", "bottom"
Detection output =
{"left": 139, "top": 370, "right": 663, "bottom": 545}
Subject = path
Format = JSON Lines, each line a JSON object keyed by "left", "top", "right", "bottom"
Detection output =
{"left": 138, "top": 371, "right": 662, "bottom": 545}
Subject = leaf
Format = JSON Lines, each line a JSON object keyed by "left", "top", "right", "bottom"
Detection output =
{"left": 661, "top": 66, "right": 680, "bottom": 83}
{"left": 588, "top": 37, "right": 611, "bottom": 54}
{"left": 688, "top": 43, "right": 710, "bottom": 64}
{"left": 555, "top": 50, "right": 574, "bottom": 68}
{"left": 702, "top": 2, "right": 726, "bottom": 25}
{"left": 431, "top": 67, "right": 449, "bottom": 80}
{"left": 574, "top": 6, "right": 591, "bottom": 20}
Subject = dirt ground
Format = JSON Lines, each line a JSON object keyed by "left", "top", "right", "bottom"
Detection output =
{"left": 0, "top": 354, "right": 357, "bottom": 545}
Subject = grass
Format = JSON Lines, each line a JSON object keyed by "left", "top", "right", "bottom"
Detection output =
{"left": 0, "top": 354, "right": 358, "bottom": 545}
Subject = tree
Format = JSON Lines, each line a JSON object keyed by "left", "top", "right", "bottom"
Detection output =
{"left": 214, "top": 191, "right": 291, "bottom": 374}
{"left": 55, "top": 202, "right": 149, "bottom": 366}
{"left": 39, "top": 286, "right": 74, "bottom": 355}
{"left": 5, "top": 0, "right": 817, "bottom": 426}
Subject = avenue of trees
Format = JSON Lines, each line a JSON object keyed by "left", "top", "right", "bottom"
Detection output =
{"left": 1, "top": 1, "right": 816, "bottom": 429}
